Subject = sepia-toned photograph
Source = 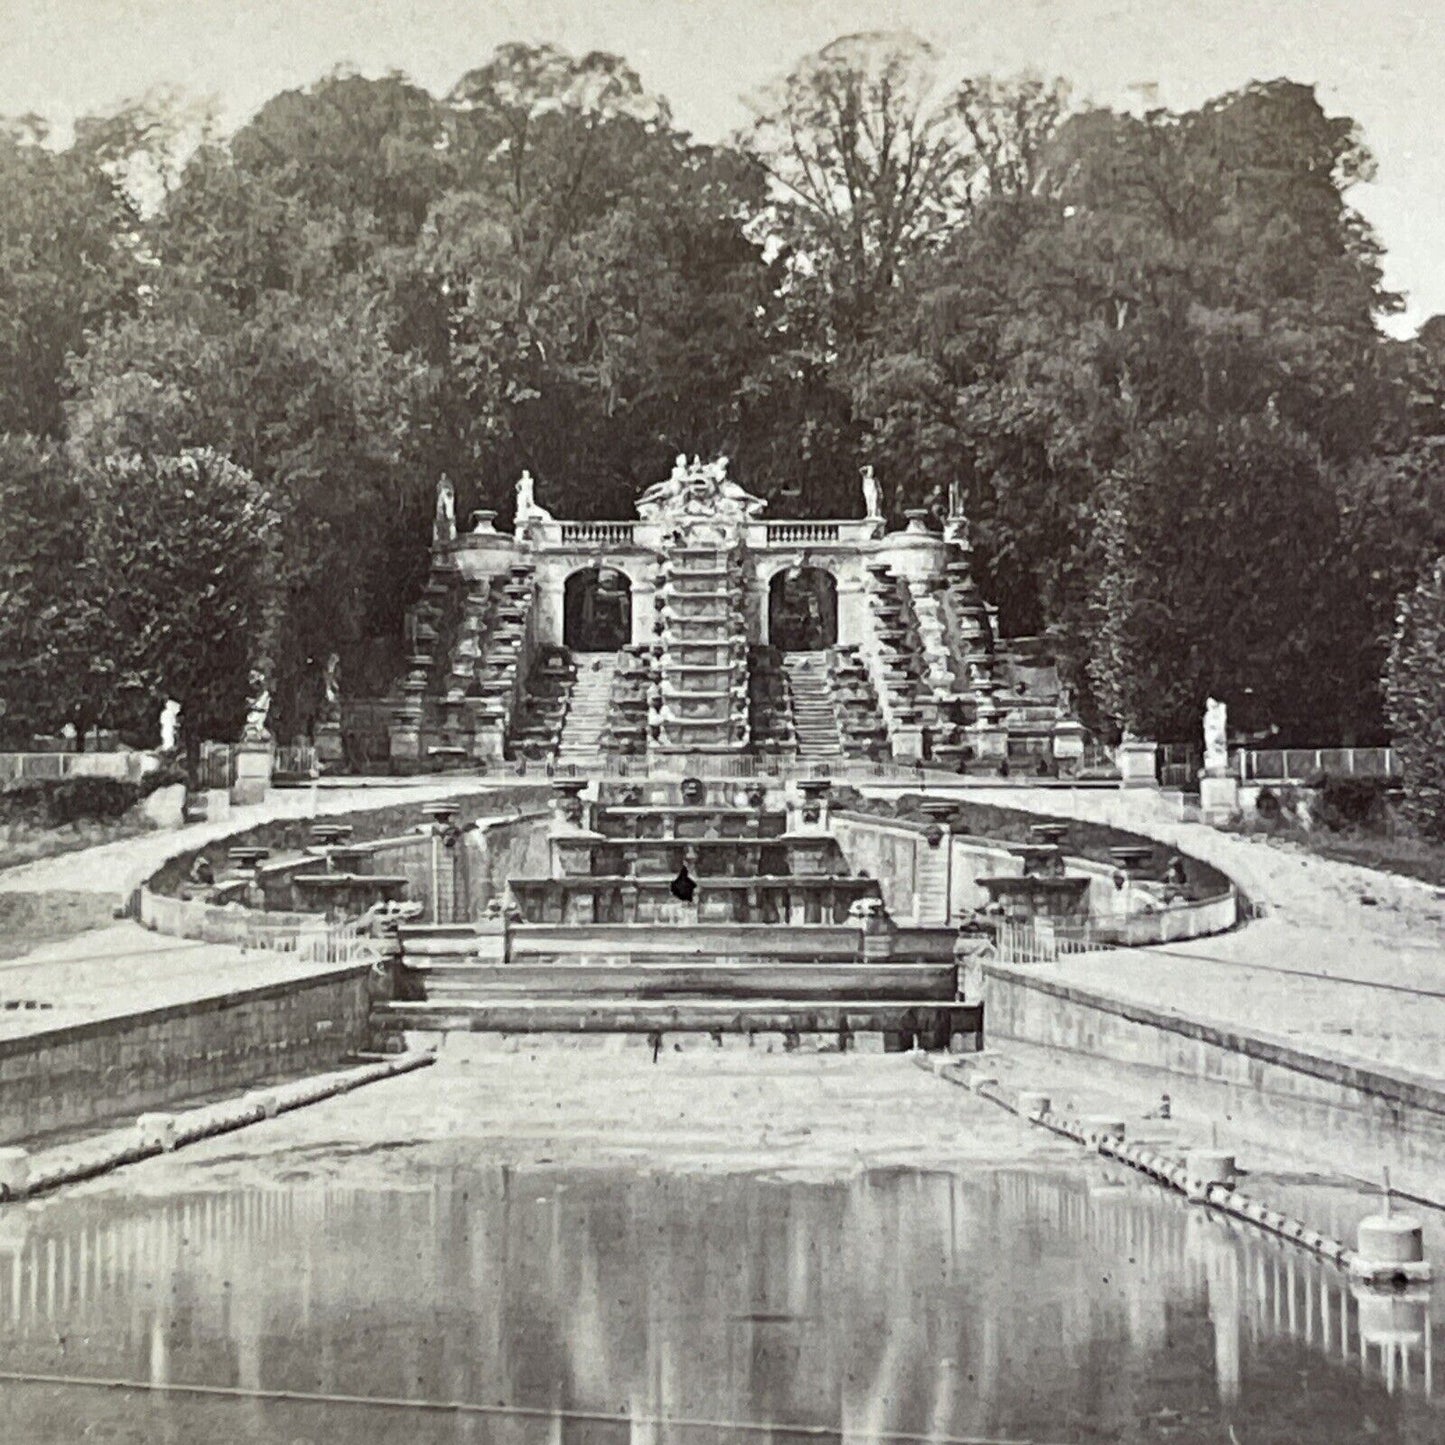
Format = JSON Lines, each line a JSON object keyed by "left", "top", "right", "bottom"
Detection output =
{"left": 0, "top": 1, "right": 1442, "bottom": 1440}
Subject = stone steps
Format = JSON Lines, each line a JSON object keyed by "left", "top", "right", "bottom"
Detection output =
{"left": 373, "top": 997, "right": 983, "bottom": 1048}
{"left": 783, "top": 652, "right": 845, "bottom": 758}
{"left": 556, "top": 656, "right": 618, "bottom": 760}
{"left": 399, "top": 959, "right": 956, "bottom": 1001}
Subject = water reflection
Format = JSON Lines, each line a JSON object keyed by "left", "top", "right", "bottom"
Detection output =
{"left": 0, "top": 1165, "right": 1439, "bottom": 1442}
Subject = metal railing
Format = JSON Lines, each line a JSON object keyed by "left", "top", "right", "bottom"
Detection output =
{"left": 1236, "top": 747, "right": 1399, "bottom": 783}
{"left": 136, "top": 885, "right": 381, "bottom": 965}
{"left": 0, "top": 751, "right": 156, "bottom": 784}
{"left": 993, "top": 919, "right": 1114, "bottom": 965}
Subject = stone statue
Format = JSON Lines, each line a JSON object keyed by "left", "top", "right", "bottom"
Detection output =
{"left": 635, "top": 453, "right": 766, "bottom": 523}
{"left": 159, "top": 699, "right": 181, "bottom": 753}
{"left": 1203, "top": 696, "right": 1228, "bottom": 776}
{"left": 513, "top": 469, "right": 553, "bottom": 530}
{"left": 860, "top": 464, "right": 882, "bottom": 520}
{"left": 433, "top": 474, "right": 457, "bottom": 545}
{"left": 242, "top": 685, "right": 272, "bottom": 743}
{"left": 322, "top": 653, "right": 341, "bottom": 717}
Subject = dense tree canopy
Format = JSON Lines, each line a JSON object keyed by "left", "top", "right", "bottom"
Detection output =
{"left": 1, "top": 33, "right": 1442, "bottom": 758}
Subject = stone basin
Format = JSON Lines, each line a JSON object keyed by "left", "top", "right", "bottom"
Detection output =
{"left": 978, "top": 875, "right": 1091, "bottom": 921}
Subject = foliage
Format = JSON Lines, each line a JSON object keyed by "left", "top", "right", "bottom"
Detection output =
{"left": 0, "top": 125, "right": 143, "bottom": 437}
{"left": 86, "top": 450, "right": 281, "bottom": 757}
{"left": 0, "top": 41, "right": 1441, "bottom": 751}
{"left": 0, "top": 766, "right": 186, "bottom": 828}
{"left": 1385, "top": 558, "right": 1445, "bottom": 839}
{"left": 0, "top": 436, "right": 116, "bottom": 743}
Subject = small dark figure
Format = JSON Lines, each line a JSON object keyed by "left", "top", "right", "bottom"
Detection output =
{"left": 1164, "top": 854, "right": 1188, "bottom": 887}
{"left": 188, "top": 854, "right": 215, "bottom": 887}
{"left": 669, "top": 865, "right": 697, "bottom": 903}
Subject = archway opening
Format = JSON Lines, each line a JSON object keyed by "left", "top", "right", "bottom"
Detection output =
{"left": 564, "top": 567, "right": 632, "bottom": 652}
{"left": 768, "top": 567, "right": 838, "bottom": 652}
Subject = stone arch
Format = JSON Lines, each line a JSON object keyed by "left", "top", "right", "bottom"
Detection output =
{"left": 564, "top": 566, "right": 633, "bottom": 652}
{"left": 767, "top": 565, "right": 839, "bottom": 651}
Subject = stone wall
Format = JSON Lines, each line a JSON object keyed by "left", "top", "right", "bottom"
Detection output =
{"left": 982, "top": 961, "right": 1445, "bottom": 1176}
{"left": 0, "top": 965, "right": 373, "bottom": 1143}
{"left": 462, "top": 811, "right": 552, "bottom": 917}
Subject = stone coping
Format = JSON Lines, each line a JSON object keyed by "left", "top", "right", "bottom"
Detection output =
{"left": 984, "top": 960, "right": 1445, "bottom": 1120}
{"left": 0, "top": 960, "right": 371, "bottom": 1061}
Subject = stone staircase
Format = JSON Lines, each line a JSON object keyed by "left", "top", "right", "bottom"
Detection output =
{"left": 556, "top": 654, "right": 617, "bottom": 764}
{"left": 783, "top": 652, "right": 844, "bottom": 760}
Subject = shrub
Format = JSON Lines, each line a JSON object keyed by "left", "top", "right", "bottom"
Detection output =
{"left": 0, "top": 766, "right": 187, "bottom": 828}
{"left": 1310, "top": 774, "right": 1392, "bottom": 833}
{"left": 1386, "top": 558, "right": 1445, "bottom": 840}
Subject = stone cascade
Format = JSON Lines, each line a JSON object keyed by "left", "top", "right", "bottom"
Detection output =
{"left": 389, "top": 561, "right": 538, "bottom": 768}
{"left": 823, "top": 648, "right": 889, "bottom": 759}
{"left": 747, "top": 646, "right": 800, "bottom": 759}
{"left": 377, "top": 777, "right": 984, "bottom": 1050}
{"left": 600, "top": 647, "right": 652, "bottom": 759}
{"left": 860, "top": 562, "right": 935, "bottom": 760}
{"left": 388, "top": 554, "right": 463, "bottom": 768}
{"left": 652, "top": 542, "right": 750, "bottom": 754}
{"left": 508, "top": 646, "right": 577, "bottom": 762}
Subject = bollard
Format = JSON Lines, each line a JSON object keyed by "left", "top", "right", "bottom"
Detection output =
{"left": 1082, "top": 1115, "right": 1126, "bottom": 1141}
{"left": 1185, "top": 1148, "right": 1236, "bottom": 1202}
{"left": 137, "top": 1113, "right": 178, "bottom": 1152}
{"left": 245, "top": 1090, "right": 280, "bottom": 1119}
{"left": 0, "top": 1146, "right": 29, "bottom": 1198}
{"left": 1352, "top": 1212, "right": 1431, "bottom": 1284}
{"left": 1016, "top": 1091, "right": 1051, "bottom": 1119}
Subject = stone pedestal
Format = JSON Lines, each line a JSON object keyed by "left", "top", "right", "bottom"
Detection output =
{"left": 390, "top": 709, "right": 422, "bottom": 764}
{"left": 316, "top": 719, "right": 344, "bottom": 766}
{"left": 1051, "top": 719, "right": 1087, "bottom": 774}
{"left": 230, "top": 742, "right": 274, "bottom": 805}
{"left": 1199, "top": 772, "right": 1241, "bottom": 825}
{"left": 1116, "top": 739, "right": 1159, "bottom": 788}
{"left": 971, "top": 725, "right": 1008, "bottom": 762}
{"left": 892, "top": 722, "right": 925, "bottom": 760}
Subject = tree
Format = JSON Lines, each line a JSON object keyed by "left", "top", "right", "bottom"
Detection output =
{"left": 88, "top": 449, "right": 280, "bottom": 766}
{"left": 0, "top": 125, "right": 142, "bottom": 437}
{"left": 1386, "top": 559, "right": 1445, "bottom": 839}
{"left": 1085, "top": 415, "right": 1348, "bottom": 742}
{"left": 0, "top": 437, "right": 114, "bottom": 744}
{"left": 740, "top": 32, "right": 972, "bottom": 342}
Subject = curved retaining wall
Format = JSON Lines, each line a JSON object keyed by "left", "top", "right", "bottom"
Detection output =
{"left": 831, "top": 810, "right": 1240, "bottom": 939}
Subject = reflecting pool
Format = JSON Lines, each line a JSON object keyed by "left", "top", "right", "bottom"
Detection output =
{"left": 0, "top": 1164, "right": 1440, "bottom": 1442}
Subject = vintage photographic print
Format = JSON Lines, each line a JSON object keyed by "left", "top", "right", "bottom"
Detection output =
{"left": 0, "top": 1, "right": 1442, "bottom": 1440}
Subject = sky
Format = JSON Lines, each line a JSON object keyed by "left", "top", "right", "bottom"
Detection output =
{"left": 0, "top": 0, "right": 1437, "bottom": 334}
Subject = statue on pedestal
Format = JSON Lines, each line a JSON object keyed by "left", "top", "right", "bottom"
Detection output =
{"left": 321, "top": 653, "right": 341, "bottom": 720}
{"left": 860, "top": 464, "right": 882, "bottom": 521}
{"left": 242, "top": 680, "right": 272, "bottom": 743}
{"left": 513, "top": 470, "right": 554, "bottom": 532}
{"left": 433, "top": 474, "right": 457, "bottom": 546}
{"left": 1202, "top": 697, "right": 1228, "bottom": 776}
{"left": 159, "top": 699, "right": 181, "bottom": 753}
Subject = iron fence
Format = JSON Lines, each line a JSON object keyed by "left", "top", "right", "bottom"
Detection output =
{"left": 1237, "top": 747, "right": 1399, "bottom": 782}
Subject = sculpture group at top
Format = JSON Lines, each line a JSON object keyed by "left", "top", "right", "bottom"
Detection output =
{"left": 636, "top": 454, "right": 768, "bottom": 523}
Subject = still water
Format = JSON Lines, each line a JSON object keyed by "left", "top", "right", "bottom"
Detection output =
{"left": 0, "top": 1163, "right": 1440, "bottom": 1443}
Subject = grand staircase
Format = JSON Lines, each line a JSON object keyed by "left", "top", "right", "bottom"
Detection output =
{"left": 556, "top": 654, "right": 617, "bottom": 765}
{"left": 783, "top": 652, "right": 844, "bottom": 761}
